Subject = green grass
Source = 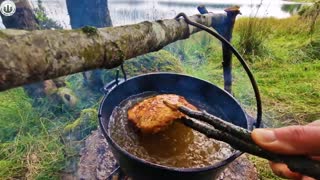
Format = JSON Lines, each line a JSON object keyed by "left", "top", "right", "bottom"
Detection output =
{"left": 0, "top": 133, "right": 66, "bottom": 179}
{"left": 292, "top": 0, "right": 318, "bottom": 2}
{"left": 248, "top": 156, "right": 283, "bottom": 180}
{"left": 235, "top": 16, "right": 320, "bottom": 178}
{"left": 0, "top": 88, "right": 68, "bottom": 179}
{"left": 239, "top": 16, "right": 320, "bottom": 125}
{"left": 178, "top": 16, "right": 320, "bottom": 126}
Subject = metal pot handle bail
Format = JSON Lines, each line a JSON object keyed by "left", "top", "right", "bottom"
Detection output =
{"left": 175, "top": 13, "right": 263, "bottom": 128}
{"left": 103, "top": 63, "right": 127, "bottom": 93}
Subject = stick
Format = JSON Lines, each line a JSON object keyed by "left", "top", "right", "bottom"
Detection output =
{"left": 164, "top": 100, "right": 252, "bottom": 142}
{"left": 164, "top": 101, "right": 320, "bottom": 179}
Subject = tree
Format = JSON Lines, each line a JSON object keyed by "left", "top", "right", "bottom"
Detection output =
{"left": 66, "top": 0, "right": 113, "bottom": 92}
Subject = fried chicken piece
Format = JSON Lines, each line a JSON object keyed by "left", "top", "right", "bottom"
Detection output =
{"left": 127, "top": 94, "right": 197, "bottom": 133}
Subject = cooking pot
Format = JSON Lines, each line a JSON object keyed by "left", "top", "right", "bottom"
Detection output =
{"left": 98, "top": 13, "right": 262, "bottom": 180}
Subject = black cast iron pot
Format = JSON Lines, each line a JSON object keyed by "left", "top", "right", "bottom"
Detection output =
{"left": 99, "top": 73, "right": 250, "bottom": 180}
{"left": 98, "top": 13, "right": 262, "bottom": 180}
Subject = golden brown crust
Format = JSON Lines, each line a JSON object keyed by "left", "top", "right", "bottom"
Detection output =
{"left": 127, "top": 94, "right": 197, "bottom": 133}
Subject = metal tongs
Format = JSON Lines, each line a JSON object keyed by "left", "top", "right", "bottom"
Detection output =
{"left": 164, "top": 101, "right": 320, "bottom": 179}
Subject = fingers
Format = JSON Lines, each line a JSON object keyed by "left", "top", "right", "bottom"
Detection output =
{"left": 311, "top": 156, "right": 320, "bottom": 161}
{"left": 254, "top": 120, "right": 320, "bottom": 179}
{"left": 269, "top": 162, "right": 302, "bottom": 179}
{"left": 270, "top": 162, "right": 316, "bottom": 180}
{"left": 302, "top": 176, "right": 316, "bottom": 180}
{"left": 307, "top": 120, "right": 320, "bottom": 126}
{"left": 251, "top": 125, "right": 320, "bottom": 155}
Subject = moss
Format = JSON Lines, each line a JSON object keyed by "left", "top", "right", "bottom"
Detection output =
{"left": 132, "top": 23, "right": 141, "bottom": 30}
{"left": 0, "top": 30, "right": 8, "bottom": 39}
{"left": 34, "top": 0, "right": 62, "bottom": 30}
{"left": 248, "top": 156, "right": 283, "bottom": 180}
{"left": 57, "top": 87, "right": 78, "bottom": 107}
{"left": 80, "top": 43, "right": 105, "bottom": 65}
{"left": 82, "top": 26, "right": 98, "bottom": 36}
{"left": 63, "top": 108, "right": 97, "bottom": 140}
{"left": 101, "top": 50, "right": 184, "bottom": 83}
{"left": 126, "top": 50, "right": 183, "bottom": 75}
{"left": 125, "top": 50, "right": 184, "bottom": 75}
{"left": 64, "top": 119, "right": 80, "bottom": 133}
{"left": 0, "top": 160, "right": 21, "bottom": 177}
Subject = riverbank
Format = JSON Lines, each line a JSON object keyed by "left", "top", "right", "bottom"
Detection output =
{"left": 289, "top": 0, "right": 318, "bottom": 2}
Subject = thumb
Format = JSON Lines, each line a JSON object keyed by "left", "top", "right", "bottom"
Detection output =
{"left": 252, "top": 125, "right": 320, "bottom": 156}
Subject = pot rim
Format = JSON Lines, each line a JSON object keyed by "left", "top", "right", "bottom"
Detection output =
{"left": 99, "top": 72, "right": 248, "bottom": 173}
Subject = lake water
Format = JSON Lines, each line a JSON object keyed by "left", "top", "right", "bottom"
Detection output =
{"left": 0, "top": 0, "right": 306, "bottom": 29}
{"left": 109, "top": 0, "right": 305, "bottom": 26}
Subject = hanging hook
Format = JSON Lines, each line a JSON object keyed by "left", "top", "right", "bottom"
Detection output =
{"left": 115, "top": 69, "right": 120, "bottom": 85}
{"left": 121, "top": 63, "right": 127, "bottom": 81}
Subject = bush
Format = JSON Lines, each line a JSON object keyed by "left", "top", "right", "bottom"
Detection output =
{"left": 34, "top": 0, "right": 63, "bottom": 30}
{"left": 234, "top": 17, "right": 271, "bottom": 59}
{"left": 299, "top": 1, "right": 320, "bottom": 40}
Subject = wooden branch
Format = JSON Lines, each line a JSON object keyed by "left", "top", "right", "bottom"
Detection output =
{"left": 0, "top": 14, "right": 215, "bottom": 91}
{"left": 164, "top": 101, "right": 320, "bottom": 179}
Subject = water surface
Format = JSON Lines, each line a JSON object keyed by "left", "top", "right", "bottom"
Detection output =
{"left": 109, "top": 0, "right": 305, "bottom": 26}
{"left": 0, "top": 0, "right": 305, "bottom": 29}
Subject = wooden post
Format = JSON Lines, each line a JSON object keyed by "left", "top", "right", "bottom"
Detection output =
{"left": 198, "top": 6, "right": 241, "bottom": 94}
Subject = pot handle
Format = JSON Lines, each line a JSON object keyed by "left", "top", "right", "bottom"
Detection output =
{"left": 175, "top": 13, "right": 262, "bottom": 128}
{"left": 103, "top": 64, "right": 127, "bottom": 93}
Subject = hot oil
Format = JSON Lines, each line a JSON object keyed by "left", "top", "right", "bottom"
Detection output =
{"left": 109, "top": 92, "right": 234, "bottom": 168}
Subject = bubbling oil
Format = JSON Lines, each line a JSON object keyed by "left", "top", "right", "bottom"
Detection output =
{"left": 109, "top": 92, "right": 235, "bottom": 168}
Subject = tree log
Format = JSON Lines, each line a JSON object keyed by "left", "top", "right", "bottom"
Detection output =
{"left": 0, "top": 14, "right": 214, "bottom": 91}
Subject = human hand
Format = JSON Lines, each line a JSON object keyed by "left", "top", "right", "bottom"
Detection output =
{"left": 251, "top": 120, "right": 320, "bottom": 180}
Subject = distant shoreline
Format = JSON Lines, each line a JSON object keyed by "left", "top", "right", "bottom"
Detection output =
{"left": 284, "top": 0, "right": 316, "bottom": 3}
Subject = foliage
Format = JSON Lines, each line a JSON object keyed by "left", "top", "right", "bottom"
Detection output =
{"left": 82, "top": 26, "right": 98, "bottom": 36}
{"left": 124, "top": 50, "right": 184, "bottom": 75}
{"left": 98, "top": 49, "right": 184, "bottom": 84}
{"left": 234, "top": 17, "right": 271, "bottom": 60}
{"left": 63, "top": 109, "right": 98, "bottom": 140}
{"left": 0, "top": 88, "right": 35, "bottom": 142}
{"left": 299, "top": 1, "right": 320, "bottom": 40}
{"left": 166, "top": 32, "right": 213, "bottom": 65}
{"left": 34, "top": 0, "right": 63, "bottom": 30}
{"left": 292, "top": 0, "right": 318, "bottom": 2}
{"left": 281, "top": 4, "right": 303, "bottom": 15}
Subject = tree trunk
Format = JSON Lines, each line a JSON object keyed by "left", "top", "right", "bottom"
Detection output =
{"left": 66, "top": 0, "right": 112, "bottom": 28}
{"left": 66, "top": 0, "right": 113, "bottom": 92}
{"left": 0, "top": 0, "right": 38, "bottom": 30}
